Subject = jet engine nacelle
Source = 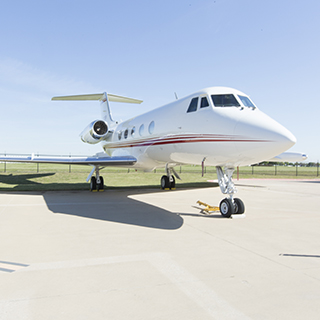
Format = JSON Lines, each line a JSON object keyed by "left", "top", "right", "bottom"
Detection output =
{"left": 80, "top": 120, "right": 109, "bottom": 144}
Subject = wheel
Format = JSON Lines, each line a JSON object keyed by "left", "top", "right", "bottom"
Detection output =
{"left": 170, "top": 176, "right": 175, "bottom": 189}
{"left": 90, "top": 176, "right": 97, "bottom": 191}
{"left": 219, "top": 198, "right": 235, "bottom": 218}
{"left": 233, "top": 198, "right": 245, "bottom": 214}
{"left": 161, "top": 175, "right": 170, "bottom": 189}
{"left": 97, "top": 176, "right": 104, "bottom": 191}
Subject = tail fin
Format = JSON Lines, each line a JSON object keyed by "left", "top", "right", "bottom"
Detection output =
{"left": 52, "top": 93, "right": 143, "bottom": 125}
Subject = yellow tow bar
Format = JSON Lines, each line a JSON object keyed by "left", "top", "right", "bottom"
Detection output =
{"left": 196, "top": 201, "right": 220, "bottom": 214}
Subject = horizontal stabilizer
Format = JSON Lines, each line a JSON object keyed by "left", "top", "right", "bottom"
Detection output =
{"left": 52, "top": 93, "right": 143, "bottom": 104}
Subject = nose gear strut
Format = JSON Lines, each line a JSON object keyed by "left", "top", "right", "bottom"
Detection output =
{"left": 216, "top": 166, "right": 245, "bottom": 217}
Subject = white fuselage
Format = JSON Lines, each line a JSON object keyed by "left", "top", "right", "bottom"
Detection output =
{"left": 101, "top": 87, "right": 296, "bottom": 170}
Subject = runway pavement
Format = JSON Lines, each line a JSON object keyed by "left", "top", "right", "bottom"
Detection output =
{"left": 0, "top": 179, "right": 319, "bottom": 319}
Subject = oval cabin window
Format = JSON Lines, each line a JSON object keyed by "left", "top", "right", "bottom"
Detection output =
{"left": 148, "top": 121, "right": 155, "bottom": 134}
{"left": 139, "top": 124, "right": 144, "bottom": 136}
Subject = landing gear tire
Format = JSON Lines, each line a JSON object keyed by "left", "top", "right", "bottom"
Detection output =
{"left": 97, "top": 176, "right": 104, "bottom": 191}
{"left": 161, "top": 175, "right": 170, "bottom": 189}
{"left": 90, "top": 176, "right": 97, "bottom": 191}
{"left": 170, "top": 176, "right": 175, "bottom": 189}
{"left": 219, "top": 198, "right": 235, "bottom": 218}
{"left": 233, "top": 198, "right": 245, "bottom": 214}
{"left": 161, "top": 175, "right": 175, "bottom": 190}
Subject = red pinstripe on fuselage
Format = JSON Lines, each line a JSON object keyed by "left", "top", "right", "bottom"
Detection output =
{"left": 103, "top": 133, "right": 271, "bottom": 149}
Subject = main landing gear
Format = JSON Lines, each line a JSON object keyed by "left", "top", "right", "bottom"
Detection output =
{"left": 216, "top": 166, "right": 245, "bottom": 218}
{"left": 89, "top": 166, "right": 104, "bottom": 192}
{"left": 160, "top": 164, "right": 181, "bottom": 190}
{"left": 161, "top": 175, "right": 175, "bottom": 190}
{"left": 90, "top": 176, "right": 104, "bottom": 191}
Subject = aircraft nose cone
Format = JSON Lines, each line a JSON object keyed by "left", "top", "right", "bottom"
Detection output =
{"left": 234, "top": 110, "right": 296, "bottom": 162}
{"left": 269, "top": 121, "right": 296, "bottom": 150}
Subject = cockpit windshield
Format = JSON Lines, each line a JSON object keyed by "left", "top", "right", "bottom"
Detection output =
{"left": 211, "top": 94, "right": 256, "bottom": 108}
{"left": 211, "top": 94, "right": 240, "bottom": 107}
{"left": 238, "top": 95, "right": 255, "bottom": 108}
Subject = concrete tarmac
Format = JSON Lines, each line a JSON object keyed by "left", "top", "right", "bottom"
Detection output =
{"left": 0, "top": 179, "right": 319, "bottom": 319}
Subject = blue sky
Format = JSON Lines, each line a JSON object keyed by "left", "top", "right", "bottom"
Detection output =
{"left": 0, "top": 0, "right": 319, "bottom": 161}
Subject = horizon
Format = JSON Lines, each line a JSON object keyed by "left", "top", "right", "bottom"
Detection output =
{"left": 0, "top": 0, "right": 319, "bottom": 162}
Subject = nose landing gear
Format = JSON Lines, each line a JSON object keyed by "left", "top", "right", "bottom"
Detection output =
{"left": 219, "top": 198, "right": 234, "bottom": 218}
{"left": 219, "top": 197, "right": 245, "bottom": 218}
{"left": 216, "top": 166, "right": 245, "bottom": 218}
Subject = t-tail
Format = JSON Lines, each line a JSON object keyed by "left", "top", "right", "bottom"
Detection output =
{"left": 52, "top": 92, "right": 143, "bottom": 144}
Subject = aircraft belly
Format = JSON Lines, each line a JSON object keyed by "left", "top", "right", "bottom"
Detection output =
{"left": 109, "top": 146, "right": 160, "bottom": 170}
{"left": 146, "top": 141, "right": 239, "bottom": 167}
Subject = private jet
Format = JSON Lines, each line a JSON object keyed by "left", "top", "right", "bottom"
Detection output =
{"left": 1, "top": 87, "right": 305, "bottom": 217}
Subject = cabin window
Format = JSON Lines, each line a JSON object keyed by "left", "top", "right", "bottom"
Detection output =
{"left": 211, "top": 94, "right": 240, "bottom": 107}
{"left": 238, "top": 95, "right": 255, "bottom": 108}
{"left": 148, "top": 121, "right": 155, "bottom": 134}
{"left": 139, "top": 124, "right": 144, "bottom": 136}
{"left": 118, "top": 131, "right": 122, "bottom": 140}
{"left": 200, "top": 97, "right": 209, "bottom": 108}
{"left": 187, "top": 97, "right": 199, "bottom": 113}
{"left": 131, "top": 126, "right": 136, "bottom": 136}
{"left": 124, "top": 129, "right": 128, "bottom": 139}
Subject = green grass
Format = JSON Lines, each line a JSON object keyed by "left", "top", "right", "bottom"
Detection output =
{"left": 0, "top": 163, "right": 318, "bottom": 191}
{"left": 237, "top": 165, "right": 319, "bottom": 179}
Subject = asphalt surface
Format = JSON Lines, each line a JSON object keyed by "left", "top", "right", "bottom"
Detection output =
{"left": 0, "top": 179, "right": 319, "bottom": 319}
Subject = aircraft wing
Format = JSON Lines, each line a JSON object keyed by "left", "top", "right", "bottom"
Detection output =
{"left": 268, "top": 152, "right": 307, "bottom": 162}
{"left": 0, "top": 155, "right": 137, "bottom": 166}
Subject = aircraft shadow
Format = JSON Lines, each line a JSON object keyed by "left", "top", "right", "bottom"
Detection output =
{"left": 180, "top": 212, "right": 226, "bottom": 219}
{"left": 0, "top": 177, "right": 219, "bottom": 230}
{"left": 42, "top": 190, "right": 183, "bottom": 230}
{"left": 0, "top": 173, "right": 216, "bottom": 191}
{"left": 0, "top": 173, "right": 55, "bottom": 185}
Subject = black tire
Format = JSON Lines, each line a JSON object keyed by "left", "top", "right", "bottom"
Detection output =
{"left": 161, "top": 175, "right": 170, "bottom": 189}
{"left": 219, "top": 198, "right": 235, "bottom": 218}
{"left": 170, "top": 176, "right": 176, "bottom": 189}
{"left": 234, "top": 198, "right": 245, "bottom": 214}
{"left": 90, "top": 176, "right": 97, "bottom": 191}
{"left": 97, "top": 176, "right": 104, "bottom": 191}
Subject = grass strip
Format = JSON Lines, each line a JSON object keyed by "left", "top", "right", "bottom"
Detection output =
{"left": 0, "top": 164, "right": 318, "bottom": 192}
